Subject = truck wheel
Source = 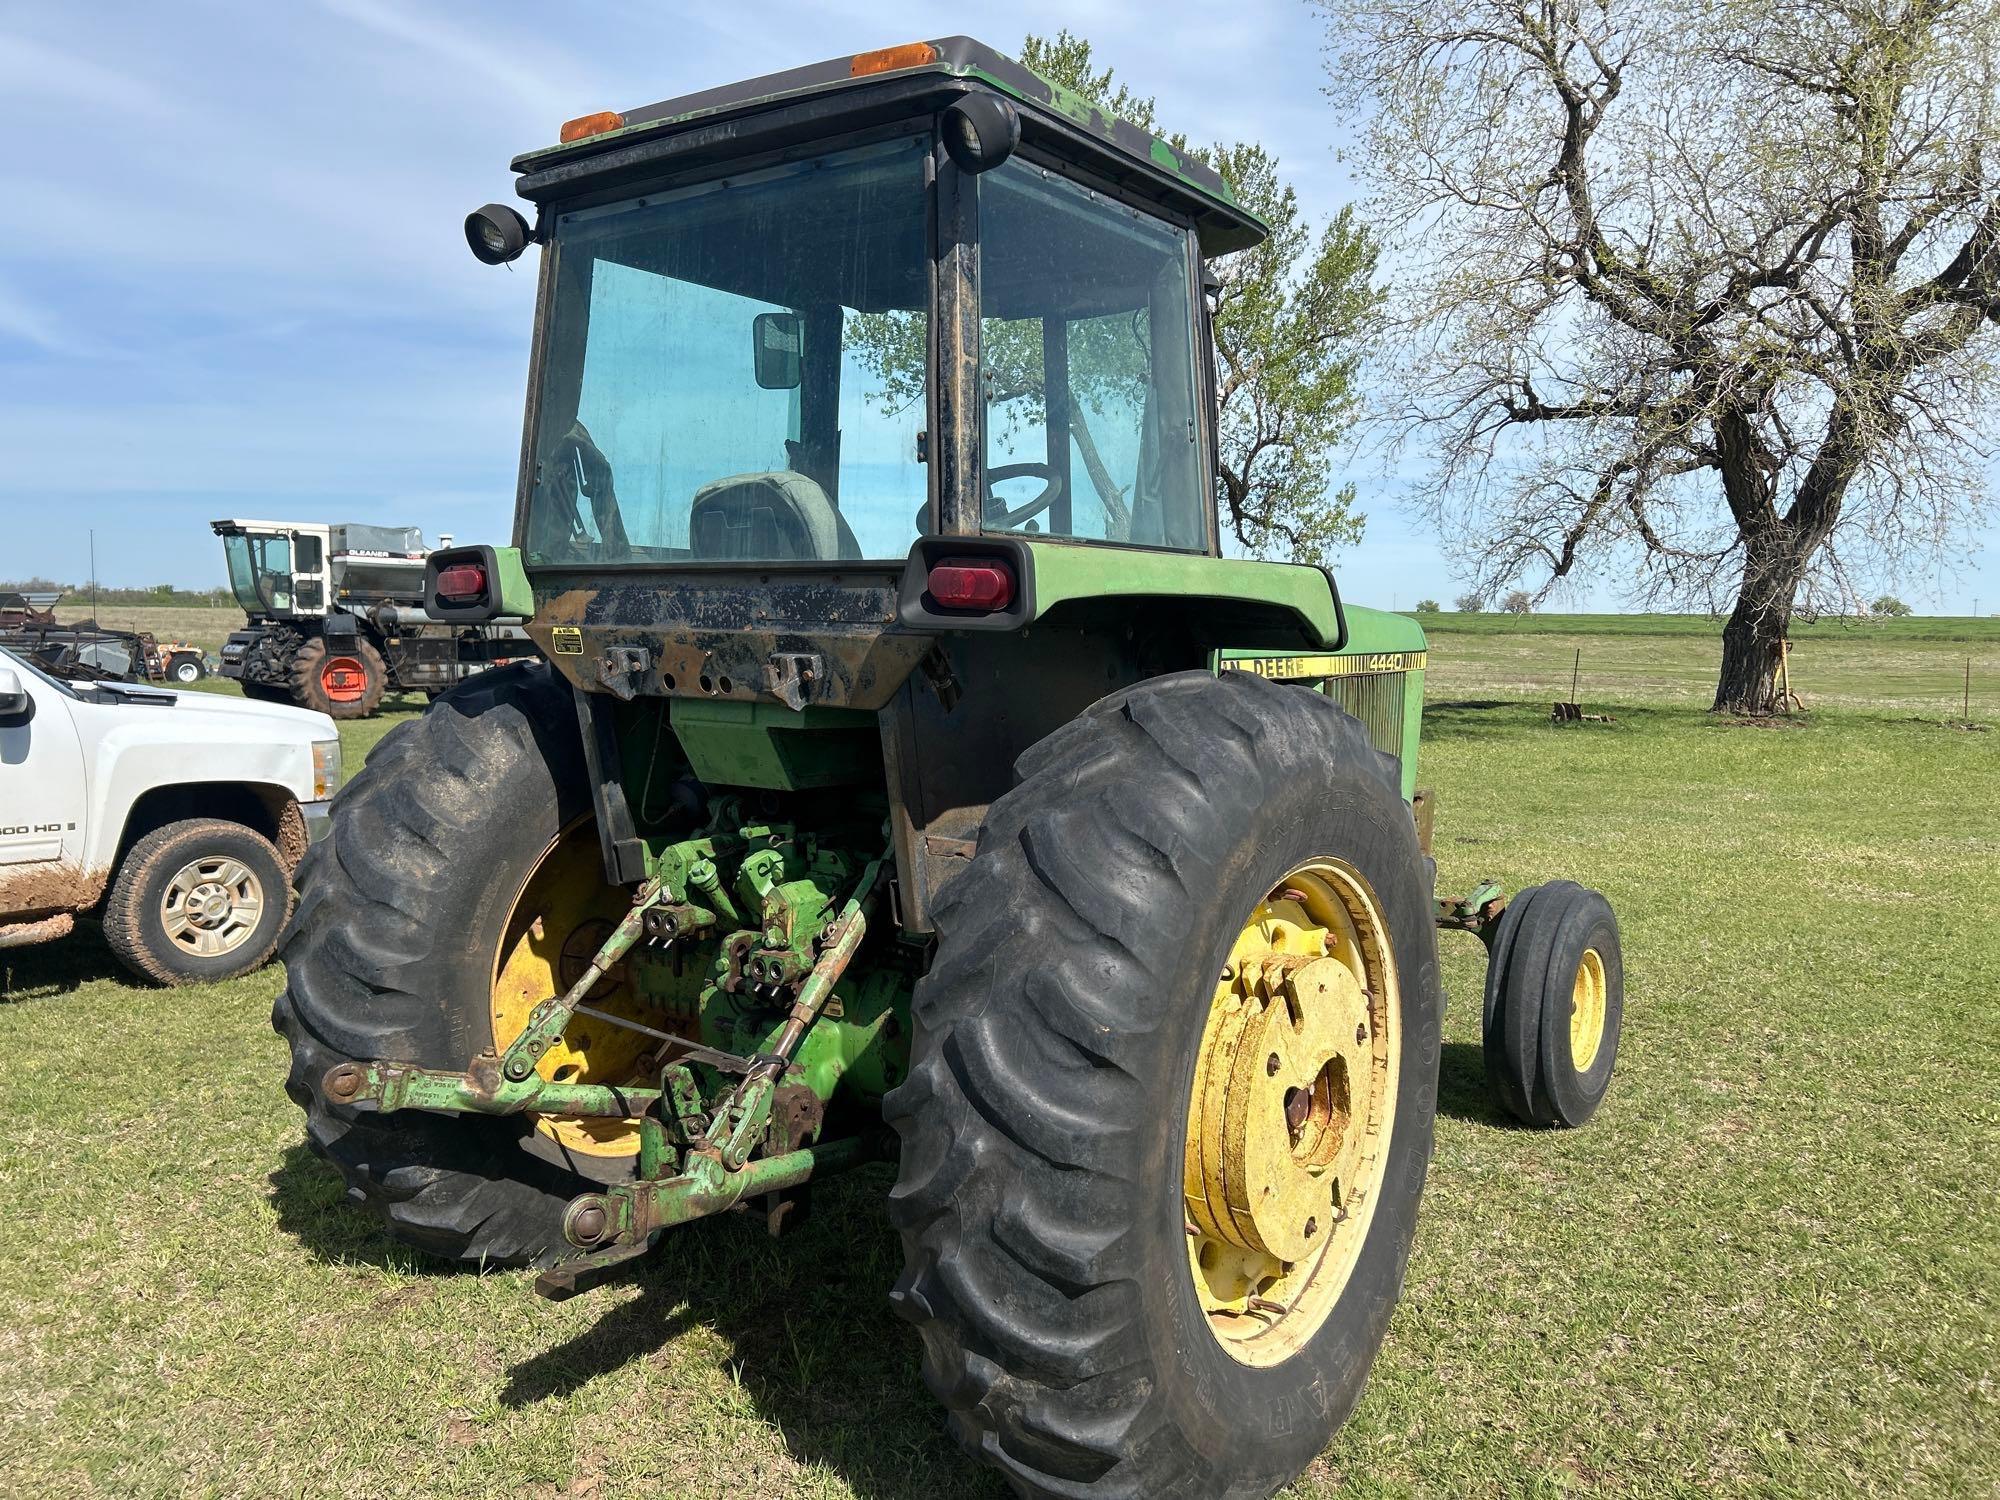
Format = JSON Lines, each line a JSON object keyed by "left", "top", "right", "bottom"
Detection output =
{"left": 102, "top": 819, "right": 294, "bottom": 986}
{"left": 1482, "top": 882, "right": 1622, "bottom": 1127}
{"left": 166, "top": 652, "right": 206, "bottom": 684}
{"left": 293, "top": 636, "right": 387, "bottom": 719}
{"left": 272, "top": 663, "right": 608, "bottom": 1266}
{"left": 887, "top": 671, "right": 1441, "bottom": 1500}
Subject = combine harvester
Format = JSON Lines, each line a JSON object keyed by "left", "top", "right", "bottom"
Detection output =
{"left": 210, "top": 519, "right": 535, "bottom": 717}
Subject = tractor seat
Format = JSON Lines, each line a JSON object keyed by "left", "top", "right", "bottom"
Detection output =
{"left": 688, "top": 471, "right": 861, "bottom": 561}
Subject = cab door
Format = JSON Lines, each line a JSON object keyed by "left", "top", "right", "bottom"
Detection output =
{"left": 0, "top": 661, "right": 89, "bottom": 899}
{"left": 289, "top": 527, "right": 331, "bottom": 616}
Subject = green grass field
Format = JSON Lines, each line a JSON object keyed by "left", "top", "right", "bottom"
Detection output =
{"left": 1, "top": 621, "right": 1993, "bottom": 1498}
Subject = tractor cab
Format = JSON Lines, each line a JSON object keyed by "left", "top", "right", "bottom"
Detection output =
{"left": 451, "top": 39, "right": 1346, "bottom": 721}
{"left": 488, "top": 38, "right": 1263, "bottom": 576}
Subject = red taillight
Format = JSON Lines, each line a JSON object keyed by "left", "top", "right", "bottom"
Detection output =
{"left": 927, "top": 559, "right": 1014, "bottom": 612}
{"left": 435, "top": 562, "right": 487, "bottom": 603}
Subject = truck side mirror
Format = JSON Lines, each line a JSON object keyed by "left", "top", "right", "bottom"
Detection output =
{"left": 752, "top": 312, "right": 803, "bottom": 390}
{"left": 0, "top": 665, "right": 32, "bottom": 727}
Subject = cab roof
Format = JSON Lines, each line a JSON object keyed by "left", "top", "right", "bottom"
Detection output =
{"left": 511, "top": 37, "right": 1269, "bottom": 255}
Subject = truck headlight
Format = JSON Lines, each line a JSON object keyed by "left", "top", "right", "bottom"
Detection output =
{"left": 312, "top": 738, "right": 344, "bottom": 800}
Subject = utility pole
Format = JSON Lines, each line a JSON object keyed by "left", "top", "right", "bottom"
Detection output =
{"left": 89, "top": 529, "right": 98, "bottom": 622}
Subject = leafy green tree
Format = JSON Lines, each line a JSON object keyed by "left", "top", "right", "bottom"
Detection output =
{"left": 852, "top": 31, "right": 1379, "bottom": 567}
{"left": 1454, "top": 591, "right": 1486, "bottom": 613}
{"left": 1871, "top": 595, "right": 1913, "bottom": 617}
{"left": 1414, "top": 598, "right": 1441, "bottom": 613}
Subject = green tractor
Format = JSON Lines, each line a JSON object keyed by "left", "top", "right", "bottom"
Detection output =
{"left": 279, "top": 38, "right": 1624, "bottom": 1498}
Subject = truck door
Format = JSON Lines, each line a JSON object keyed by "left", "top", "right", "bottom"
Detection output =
{"left": 0, "top": 659, "right": 90, "bottom": 898}
{"left": 290, "top": 526, "right": 331, "bottom": 616}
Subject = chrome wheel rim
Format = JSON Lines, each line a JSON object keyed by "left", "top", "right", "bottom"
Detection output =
{"left": 160, "top": 857, "right": 264, "bottom": 957}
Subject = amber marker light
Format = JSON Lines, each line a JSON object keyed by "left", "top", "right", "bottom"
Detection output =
{"left": 559, "top": 109, "right": 626, "bottom": 143}
{"left": 850, "top": 42, "right": 937, "bottom": 76}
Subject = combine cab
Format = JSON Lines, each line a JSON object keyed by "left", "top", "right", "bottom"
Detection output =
{"left": 277, "top": 39, "right": 1626, "bottom": 1498}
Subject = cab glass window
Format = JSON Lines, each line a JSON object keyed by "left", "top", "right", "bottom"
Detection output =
{"left": 977, "top": 158, "right": 1207, "bottom": 550}
{"left": 525, "top": 137, "right": 930, "bottom": 565}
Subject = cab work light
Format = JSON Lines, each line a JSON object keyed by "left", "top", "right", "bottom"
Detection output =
{"left": 926, "top": 558, "right": 1014, "bottom": 612}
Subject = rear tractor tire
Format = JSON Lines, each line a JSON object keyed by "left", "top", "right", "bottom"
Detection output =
{"left": 273, "top": 662, "right": 638, "bottom": 1266}
{"left": 887, "top": 670, "right": 1442, "bottom": 1500}
{"left": 1481, "top": 881, "right": 1623, "bottom": 1127}
{"left": 292, "top": 635, "right": 387, "bottom": 719}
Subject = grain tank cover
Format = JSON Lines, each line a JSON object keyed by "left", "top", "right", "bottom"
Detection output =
{"left": 331, "top": 524, "right": 425, "bottom": 557}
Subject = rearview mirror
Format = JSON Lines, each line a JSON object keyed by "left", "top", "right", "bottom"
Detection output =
{"left": 0, "top": 665, "right": 30, "bottom": 726}
{"left": 753, "top": 311, "right": 803, "bottom": 390}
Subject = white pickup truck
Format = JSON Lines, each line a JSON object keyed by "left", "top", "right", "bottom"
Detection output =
{"left": 0, "top": 647, "right": 340, "bottom": 984}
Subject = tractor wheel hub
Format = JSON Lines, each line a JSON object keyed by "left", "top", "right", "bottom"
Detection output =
{"left": 1183, "top": 860, "right": 1401, "bottom": 1365}
{"left": 1189, "top": 952, "right": 1371, "bottom": 1263}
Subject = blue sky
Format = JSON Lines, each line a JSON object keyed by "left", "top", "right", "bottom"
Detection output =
{"left": 1, "top": 1, "right": 1993, "bottom": 612}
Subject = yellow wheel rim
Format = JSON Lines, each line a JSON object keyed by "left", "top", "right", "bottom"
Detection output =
{"left": 490, "top": 820, "right": 649, "bottom": 1159}
{"left": 1570, "top": 947, "right": 1608, "bottom": 1072}
{"left": 1183, "top": 858, "right": 1400, "bottom": 1366}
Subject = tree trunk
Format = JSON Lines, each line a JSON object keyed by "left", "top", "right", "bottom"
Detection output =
{"left": 1712, "top": 539, "right": 1803, "bottom": 714}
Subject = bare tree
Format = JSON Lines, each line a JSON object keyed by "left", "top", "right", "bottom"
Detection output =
{"left": 1320, "top": 0, "right": 2000, "bottom": 710}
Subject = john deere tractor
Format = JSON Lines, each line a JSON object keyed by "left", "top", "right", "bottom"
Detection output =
{"left": 279, "top": 39, "right": 1624, "bottom": 1499}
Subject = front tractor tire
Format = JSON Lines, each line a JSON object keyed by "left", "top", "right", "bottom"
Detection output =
{"left": 273, "top": 662, "right": 600, "bottom": 1265}
{"left": 887, "top": 671, "right": 1442, "bottom": 1500}
{"left": 292, "top": 635, "right": 387, "bottom": 719}
{"left": 1481, "top": 882, "right": 1623, "bottom": 1127}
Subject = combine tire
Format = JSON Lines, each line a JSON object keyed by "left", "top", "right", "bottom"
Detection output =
{"left": 888, "top": 671, "right": 1442, "bottom": 1500}
{"left": 103, "top": 818, "right": 293, "bottom": 985}
{"left": 272, "top": 663, "right": 599, "bottom": 1266}
{"left": 239, "top": 681, "right": 293, "bottom": 705}
{"left": 1482, "top": 881, "right": 1622, "bottom": 1127}
{"left": 293, "top": 636, "right": 387, "bottom": 719}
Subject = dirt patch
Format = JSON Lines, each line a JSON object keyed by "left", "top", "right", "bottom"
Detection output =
{"left": 0, "top": 862, "right": 107, "bottom": 921}
{"left": 1716, "top": 714, "right": 1809, "bottom": 730}
{"left": 274, "top": 799, "right": 309, "bottom": 871}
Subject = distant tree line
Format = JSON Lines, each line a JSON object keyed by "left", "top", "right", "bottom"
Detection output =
{"left": 1, "top": 578, "right": 233, "bottom": 609}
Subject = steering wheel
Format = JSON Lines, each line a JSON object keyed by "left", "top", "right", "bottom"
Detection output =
{"left": 984, "top": 462, "right": 1064, "bottom": 529}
